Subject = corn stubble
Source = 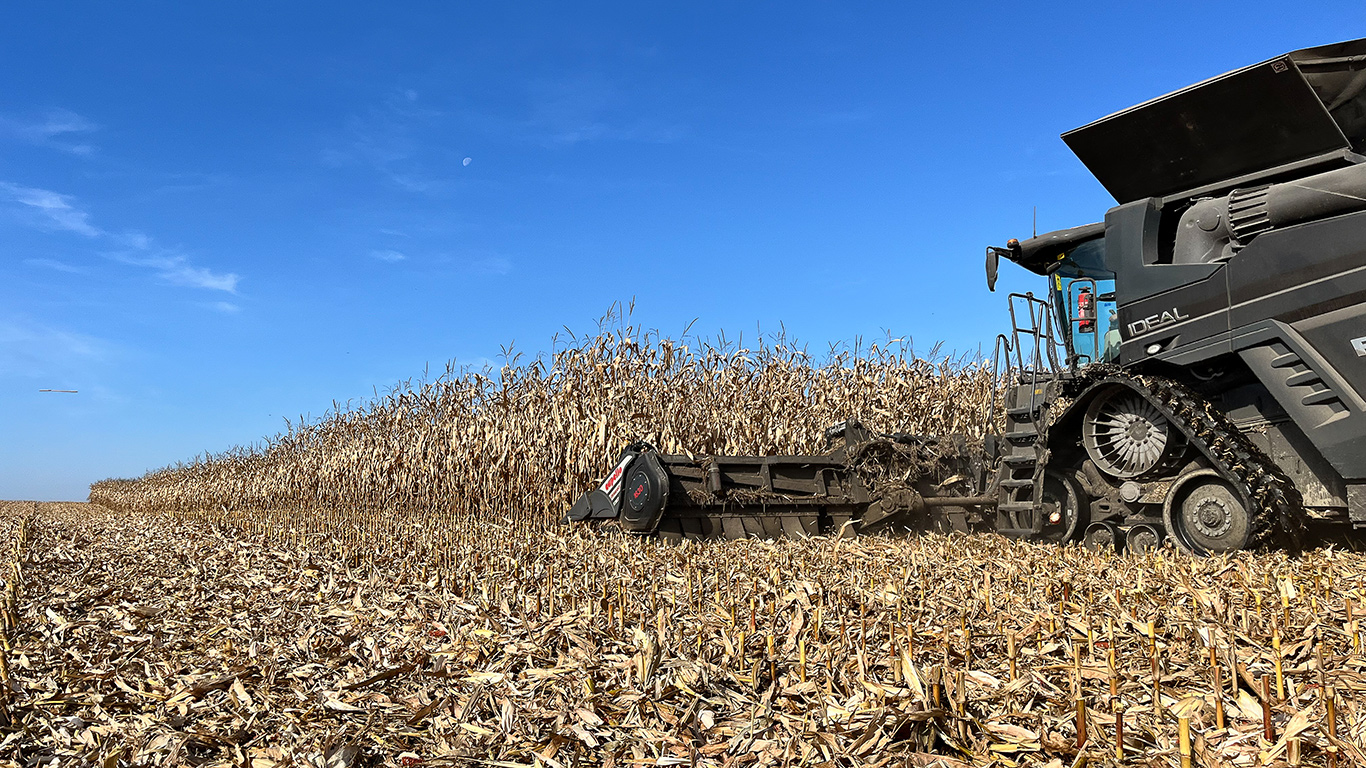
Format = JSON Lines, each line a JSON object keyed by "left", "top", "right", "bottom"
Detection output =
{"left": 4, "top": 323, "right": 1342, "bottom": 765}
{"left": 5, "top": 501, "right": 1365, "bottom": 766}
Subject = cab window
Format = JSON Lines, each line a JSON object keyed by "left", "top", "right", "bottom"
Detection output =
{"left": 1049, "top": 238, "right": 1118, "bottom": 365}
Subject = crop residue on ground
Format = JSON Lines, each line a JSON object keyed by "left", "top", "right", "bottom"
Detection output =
{"left": 3, "top": 501, "right": 1363, "bottom": 766}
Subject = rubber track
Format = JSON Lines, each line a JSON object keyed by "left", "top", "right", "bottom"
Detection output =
{"left": 1065, "top": 369, "right": 1305, "bottom": 550}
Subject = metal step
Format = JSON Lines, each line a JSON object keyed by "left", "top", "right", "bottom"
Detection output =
{"left": 1000, "top": 478, "right": 1034, "bottom": 489}
{"left": 1001, "top": 454, "right": 1035, "bottom": 466}
{"left": 998, "top": 501, "right": 1036, "bottom": 513}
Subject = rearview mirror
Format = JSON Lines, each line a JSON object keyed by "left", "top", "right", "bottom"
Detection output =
{"left": 985, "top": 248, "right": 1000, "bottom": 292}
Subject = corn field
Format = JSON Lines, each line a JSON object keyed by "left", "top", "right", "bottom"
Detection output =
{"left": 90, "top": 320, "right": 998, "bottom": 543}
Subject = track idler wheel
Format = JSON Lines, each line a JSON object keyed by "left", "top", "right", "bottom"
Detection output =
{"left": 1024, "top": 472, "right": 1086, "bottom": 544}
{"left": 1164, "top": 471, "right": 1254, "bottom": 555}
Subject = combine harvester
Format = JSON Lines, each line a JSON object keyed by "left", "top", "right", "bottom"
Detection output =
{"left": 569, "top": 39, "right": 1366, "bottom": 555}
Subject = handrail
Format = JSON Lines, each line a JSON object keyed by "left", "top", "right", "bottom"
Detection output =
{"left": 1006, "top": 292, "right": 1057, "bottom": 376}
{"left": 985, "top": 333, "right": 1013, "bottom": 434}
{"left": 1005, "top": 291, "right": 1063, "bottom": 415}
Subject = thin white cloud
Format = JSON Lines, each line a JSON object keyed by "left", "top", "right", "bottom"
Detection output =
{"left": 322, "top": 90, "right": 457, "bottom": 194}
{"left": 208, "top": 301, "right": 240, "bottom": 313}
{"left": 0, "top": 180, "right": 241, "bottom": 293}
{"left": 0, "top": 108, "right": 98, "bottom": 155}
{"left": 165, "top": 264, "right": 240, "bottom": 292}
{"left": 371, "top": 249, "right": 406, "bottom": 262}
{"left": 387, "top": 174, "right": 440, "bottom": 193}
{"left": 111, "top": 250, "right": 240, "bottom": 293}
{"left": 115, "top": 231, "right": 153, "bottom": 249}
{"left": 0, "top": 182, "right": 101, "bottom": 236}
{"left": 23, "top": 258, "right": 85, "bottom": 274}
{"left": 0, "top": 318, "right": 114, "bottom": 379}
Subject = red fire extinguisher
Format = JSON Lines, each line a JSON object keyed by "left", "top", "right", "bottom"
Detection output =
{"left": 1077, "top": 286, "right": 1095, "bottom": 334}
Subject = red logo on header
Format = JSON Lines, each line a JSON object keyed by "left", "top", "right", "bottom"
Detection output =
{"left": 603, "top": 467, "right": 624, "bottom": 493}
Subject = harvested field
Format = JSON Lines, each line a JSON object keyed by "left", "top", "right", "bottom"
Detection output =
{"left": 3, "top": 501, "right": 1364, "bottom": 767}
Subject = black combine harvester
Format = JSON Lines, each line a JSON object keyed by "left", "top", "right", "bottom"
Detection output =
{"left": 569, "top": 39, "right": 1366, "bottom": 555}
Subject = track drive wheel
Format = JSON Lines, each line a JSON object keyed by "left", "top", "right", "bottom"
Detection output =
{"left": 1164, "top": 472, "right": 1253, "bottom": 555}
{"left": 1082, "top": 385, "right": 1183, "bottom": 478}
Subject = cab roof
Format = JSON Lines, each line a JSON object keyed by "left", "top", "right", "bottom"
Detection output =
{"left": 1004, "top": 222, "right": 1105, "bottom": 276}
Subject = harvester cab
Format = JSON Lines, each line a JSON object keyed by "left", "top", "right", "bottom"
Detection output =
{"left": 988, "top": 224, "right": 1118, "bottom": 372}
{"left": 571, "top": 37, "right": 1366, "bottom": 555}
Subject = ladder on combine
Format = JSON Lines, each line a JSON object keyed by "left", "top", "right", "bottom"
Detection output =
{"left": 991, "top": 293, "right": 1064, "bottom": 536}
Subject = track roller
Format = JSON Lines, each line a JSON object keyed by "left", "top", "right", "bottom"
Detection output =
{"left": 1083, "top": 522, "right": 1121, "bottom": 552}
{"left": 1124, "top": 523, "right": 1163, "bottom": 555}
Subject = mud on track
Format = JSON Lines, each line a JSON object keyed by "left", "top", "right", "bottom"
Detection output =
{"left": 2, "top": 501, "right": 1365, "bottom": 767}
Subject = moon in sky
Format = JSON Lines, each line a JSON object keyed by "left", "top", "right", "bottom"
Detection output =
{"left": 462, "top": 157, "right": 472, "bottom": 166}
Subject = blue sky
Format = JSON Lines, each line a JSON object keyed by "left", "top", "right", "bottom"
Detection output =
{"left": 2, "top": 3, "right": 1361, "bottom": 500}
